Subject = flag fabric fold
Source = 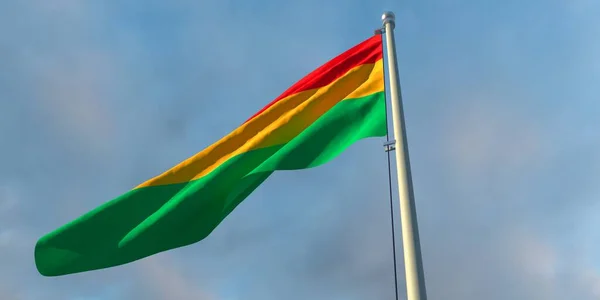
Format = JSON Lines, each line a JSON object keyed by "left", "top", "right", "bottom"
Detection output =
{"left": 35, "top": 34, "right": 387, "bottom": 276}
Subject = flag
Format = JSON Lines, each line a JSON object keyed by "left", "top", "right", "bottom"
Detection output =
{"left": 35, "top": 34, "right": 387, "bottom": 276}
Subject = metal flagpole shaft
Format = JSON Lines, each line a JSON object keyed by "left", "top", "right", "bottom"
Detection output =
{"left": 381, "top": 11, "right": 428, "bottom": 300}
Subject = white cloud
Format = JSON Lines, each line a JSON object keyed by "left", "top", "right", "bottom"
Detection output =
{"left": 0, "top": 283, "right": 22, "bottom": 300}
{"left": 2, "top": 2, "right": 123, "bottom": 157}
{"left": 32, "top": 51, "right": 120, "bottom": 153}
{"left": 440, "top": 96, "right": 547, "bottom": 178}
{"left": 0, "top": 185, "right": 18, "bottom": 214}
{"left": 505, "top": 227, "right": 558, "bottom": 281}
{"left": 0, "top": 229, "right": 17, "bottom": 247}
{"left": 132, "top": 254, "right": 216, "bottom": 300}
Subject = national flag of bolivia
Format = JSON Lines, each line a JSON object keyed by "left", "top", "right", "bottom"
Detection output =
{"left": 35, "top": 34, "right": 387, "bottom": 276}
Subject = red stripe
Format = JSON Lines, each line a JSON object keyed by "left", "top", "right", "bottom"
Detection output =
{"left": 244, "top": 34, "right": 383, "bottom": 124}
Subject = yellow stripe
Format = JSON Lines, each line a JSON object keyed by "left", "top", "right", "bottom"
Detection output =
{"left": 137, "top": 59, "right": 384, "bottom": 188}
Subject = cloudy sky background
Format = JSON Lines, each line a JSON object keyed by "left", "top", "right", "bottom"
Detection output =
{"left": 1, "top": 0, "right": 599, "bottom": 299}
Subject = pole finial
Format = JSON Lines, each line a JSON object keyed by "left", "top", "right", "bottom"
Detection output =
{"left": 382, "top": 11, "right": 395, "bottom": 28}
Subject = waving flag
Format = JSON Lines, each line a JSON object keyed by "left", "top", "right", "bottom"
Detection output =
{"left": 35, "top": 34, "right": 386, "bottom": 276}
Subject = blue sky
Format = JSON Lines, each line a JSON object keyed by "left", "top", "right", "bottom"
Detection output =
{"left": 1, "top": 0, "right": 599, "bottom": 299}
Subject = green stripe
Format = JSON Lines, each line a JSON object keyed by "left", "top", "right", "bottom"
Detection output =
{"left": 35, "top": 91, "right": 387, "bottom": 276}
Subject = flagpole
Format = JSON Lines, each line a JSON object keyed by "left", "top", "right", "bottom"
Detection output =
{"left": 381, "top": 11, "right": 428, "bottom": 300}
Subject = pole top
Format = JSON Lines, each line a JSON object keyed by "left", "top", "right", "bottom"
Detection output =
{"left": 382, "top": 11, "right": 395, "bottom": 28}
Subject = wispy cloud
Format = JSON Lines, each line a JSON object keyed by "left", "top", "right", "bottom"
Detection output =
{"left": 128, "top": 255, "right": 216, "bottom": 300}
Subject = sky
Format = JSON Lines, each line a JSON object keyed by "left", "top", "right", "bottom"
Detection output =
{"left": 1, "top": 0, "right": 599, "bottom": 299}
